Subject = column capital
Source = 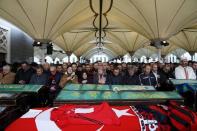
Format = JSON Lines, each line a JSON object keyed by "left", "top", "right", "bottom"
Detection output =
{"left": 189, "top": 51, "right": 195, "bottom": 56}
{"left": 66, "top": 51, "right": 72, "bottom": 56}
{"left": 128, "top": 51, "right": 135, "bottom": 57}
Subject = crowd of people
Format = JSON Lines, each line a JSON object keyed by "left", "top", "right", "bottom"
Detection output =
{"left": 0, "top": 58, "right": 197, "bottom": 87}
{"left": 0, "top": 57, "right": 197, "bottom": 105}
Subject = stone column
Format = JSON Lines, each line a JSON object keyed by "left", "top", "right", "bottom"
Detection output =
{"left": 161, "top": 54, "right": 166, "bottom": 62}
{"left": 128, "top": 51, "right": 135, "bottom": 62}
{"left": 189, "top": 51, "right": 195, "bottom": 61}
{"left": 66, "top": 51, "right": 72, "bottom": 63}
{"left": 76, "top": 55, "right": 81, "bottom": 62}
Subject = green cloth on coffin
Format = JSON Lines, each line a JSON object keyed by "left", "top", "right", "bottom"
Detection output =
{"left": 101, "top": 91, "right": 120, "bottom": 99}
{"left": 81, "top": 84, "right": 97, "bottom": 90}
{"left": 96, "top": 85, "right": 110, "bottom": 90}
{"left": 56, "top": 91, "right": 120, "bottom": 100}
{"left": 120, "top": 91, "right": 182, "bottom": 99}
{"left": 0, "top": 85, "right": 25, "bottom": 91}
{"left": 64, "top": 84, "right": 155, "bottom": 91}
{"left": 0, "top": 84, "right": 43, "bottom": 93}
{"left": 23, "top": 85, "right": 43, "bottom": 92}
{"left": 82, "top": 91, "right": 101, "bottom": 100}
{"left": 112, "top": 85, "right": 155, "bottom": 91}
{"left": 56, "top": 91, "right": 101, "bottom": 100}
{"left": 63, "top": 84, "right": 81, "bottom": 90}
{"left": 170, "top": 79, "right": 197, "bottom": 85}
{"left": 64, "top": 84, "right": 97, "bottom": 90}
{"left": 56, "top": 91, "right": 81, "bottom": 100}
{"left": 56, "top": 91, "right": 182, "bottom": 101}
{"left": 56, "top": 91, "right": 109, "bottom": 100}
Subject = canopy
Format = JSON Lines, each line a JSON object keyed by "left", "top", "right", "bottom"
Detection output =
{"left": 169, "top": 31, "right": 197, "bottom": 55}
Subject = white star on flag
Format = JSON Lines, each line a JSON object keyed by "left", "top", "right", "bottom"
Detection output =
{"left": 112, "top": 108, "right": 134, "bottom": 118}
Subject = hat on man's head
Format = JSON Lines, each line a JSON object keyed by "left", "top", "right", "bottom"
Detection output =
{"left": 164, "top": 59, "right": 170, "bottom": 63}
{"left": 180, "top": 56, "right": 188, "bottom": 61}
{"left": 159, "top": 60, "right": 163, "bottom": 64}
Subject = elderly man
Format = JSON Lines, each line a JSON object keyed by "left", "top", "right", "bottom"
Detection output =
{"left": 175, "top": 57, "right": 196, "bottom": 79}
{"left": 0, "top": 65, "right": 15, "bottom": 84}
{"left": 46, "top": 65, "right": 62, "bottom": 106}
{"left": 47, "top": 65, "right": 62, "bottom": 91}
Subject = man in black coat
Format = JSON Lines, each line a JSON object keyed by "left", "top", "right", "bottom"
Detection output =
{"left": 15, "top": 61, "right": 35, "bottom": 84}
{"left": 106, "top": 66, "right": 123, "bottom": 85}
{"left": 123, "top": 66, "right": 138, "bottom": 85}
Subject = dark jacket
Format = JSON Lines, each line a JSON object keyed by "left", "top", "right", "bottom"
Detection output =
{"left": 159, "top": 70, "right": 175, "bottom": 91}
{"left": 29, "top": 73, "right": 48, "bottom": 85}
{"left": 15, "top": 68, "right": 35, "bottom": 84}
{"left": 152, "top": 71, "right": 167, "bottom": 85}
{"left": 106, "top": 74, "right": 123, "bottom": 85}
{"left": 47, "top": 72, "right": 62, "bottom": 90}
{"left": 43, "top": 70, "right": 50, "bottom": 77}
{"left": 137, "top": 73, "right": 157, "bottom": 87}
{"left": 161, "top": 70, "right": 175, "bottom": 79}
{"left": 123, "top": 74, "right": 138, "bottom": 85}
{"left": 86, "top": 71, "right": 94, "bottom": 84}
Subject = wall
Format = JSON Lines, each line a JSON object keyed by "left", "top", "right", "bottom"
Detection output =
{"left": 0, "top": 18, "right": 33, "bottom": 63}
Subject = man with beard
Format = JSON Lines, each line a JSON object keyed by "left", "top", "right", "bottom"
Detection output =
{"left": 175, "top": 57, "right": 196, "bottom": 79}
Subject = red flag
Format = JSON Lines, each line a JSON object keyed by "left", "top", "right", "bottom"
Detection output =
{"left": 51, "top": 102, "right": 120, "bottom": 128}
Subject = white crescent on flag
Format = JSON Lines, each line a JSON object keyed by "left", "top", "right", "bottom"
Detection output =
{"left": 35, "top": 108, "right": 61, "bottom": 131}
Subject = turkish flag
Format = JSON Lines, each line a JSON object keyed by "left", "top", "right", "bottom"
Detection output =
{"left": 6, "top": 103, "right": 141, "bottom": 131}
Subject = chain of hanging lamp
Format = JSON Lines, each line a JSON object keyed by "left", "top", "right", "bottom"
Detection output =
{"left": 89, "top": 0, "right": 113, "bottom": 52}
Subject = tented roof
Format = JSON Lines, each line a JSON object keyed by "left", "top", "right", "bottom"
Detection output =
{"left": 107, "top": 31, "right": 149, "bottom": 53}
{"left": 53, "top": 32, "right": 94, "bottom": 54}
{"left": 0, "top": 0, "right": 93, "bottom": 40}
{"left": 169, "top": 31, "right": 197, "bottom": 54}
